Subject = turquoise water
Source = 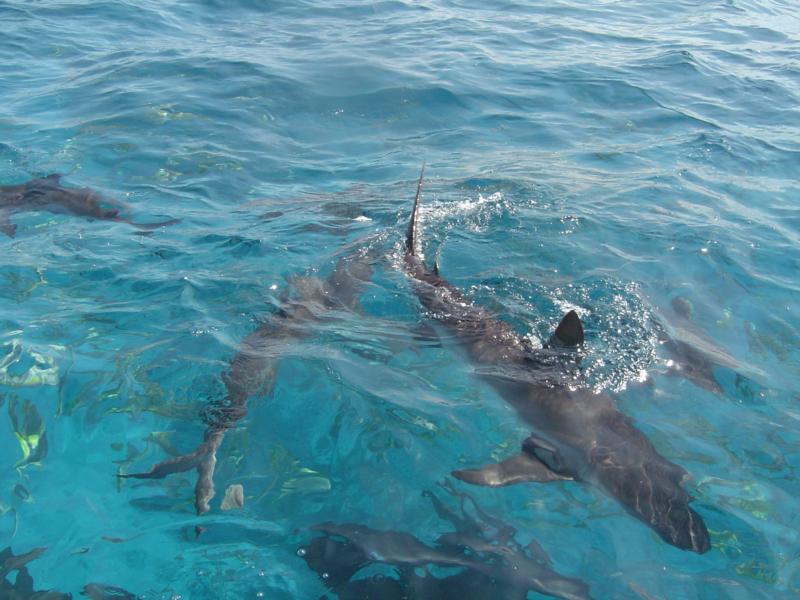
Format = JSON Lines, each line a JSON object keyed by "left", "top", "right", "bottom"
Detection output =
{"left": 1, "top": 0, "right": 799, "bottom": 597}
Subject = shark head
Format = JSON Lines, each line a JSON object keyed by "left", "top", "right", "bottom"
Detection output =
{"left": 581, "top": 410, "right": 711, "bottom": 553}
{"left": 23, "top": 176, "right": 122, "bottom": 221}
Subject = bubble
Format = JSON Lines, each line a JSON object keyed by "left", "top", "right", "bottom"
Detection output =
{"left": 322, "top": 572, "right": 329, "bottom": 580}
{"left": 296, "top": 548, "right": 307, "bottom": 557}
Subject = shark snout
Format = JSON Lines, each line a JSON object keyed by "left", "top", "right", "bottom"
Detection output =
{"left": 659, "top": 505, "right": 710, "bottom": 554}
{"left": 597, "top": 456, "right": 710, "bottom": 553}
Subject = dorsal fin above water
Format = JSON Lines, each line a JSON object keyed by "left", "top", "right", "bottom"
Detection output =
{"left": 546, "top": 310, "right": 584, "bottom": 348}
{"left": 405, "top": 162, "right": 426, "bottom": 256}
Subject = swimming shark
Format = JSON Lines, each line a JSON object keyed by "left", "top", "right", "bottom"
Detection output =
{"left": 0, "top": 174, "right": 179, "bottom": 237}
{"left": 403, "top": 166, "right": 710, "bottom": 553}
{"left": 0, "top": 546, "right": 71, "bottom": 600}
{"left": 120, "top": 245, "right": 376, "bottom": 514}
{"left": 654, "top": 296, "right": 746, "bottom": 395}
{"left": 300, "top": 482, "right": 593, "bottom": 600}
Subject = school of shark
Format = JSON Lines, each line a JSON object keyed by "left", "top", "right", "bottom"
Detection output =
{"left": 0, "top": 167, "right": 743, "bottom": 599}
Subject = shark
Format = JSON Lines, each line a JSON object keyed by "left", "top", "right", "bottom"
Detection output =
{"left": 0, "top": 546, "right": 71, "bottom": 600}
{"left": 403, "top": 166, "right": 711, "bottom": 553}
{"left": 655, "top": 296, "right": 746, "bottom": 395}
{"left": 0, "top": 174, "right": 179, "bottom": 237}
{"left": 120, "top": 244, "right": 376, "bottom": 514}
{"left": 300, "top": 482, "right": 593, "bottom": 600}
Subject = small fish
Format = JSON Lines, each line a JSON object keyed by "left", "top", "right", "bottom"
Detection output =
{"left": 8, "top": 397, "right": 48, "bottom": 469}
{"left": 280, "top": 475, "right": 331, "bottom": 498}
{"left": 12, "top": 484, "right": 30, "bottom": 502}
{"left": 82, "top": 582, "right": 139, "bottom": 599}
{"left": 100, "top": 536, "right": 125, "bottom": 544}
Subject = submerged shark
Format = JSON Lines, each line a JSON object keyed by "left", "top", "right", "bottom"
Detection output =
{"left": 403, "top": 166, "right": 710, "bottom": 553}
{"left": 300, "top": 482, "right": 593, "bottom": 600}
{"left": 121, "top": 245, "right": 375, "bottom": 514}
{"left": 655, "top": 296, "right": 745, "bottom": 395}
{"left": 0, "top": 174, "right": 179, "bottom": 237}
{"left": 0, "top": 546, "right": 71, "bottom": 600}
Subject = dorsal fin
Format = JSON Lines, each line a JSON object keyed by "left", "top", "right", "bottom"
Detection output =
{"left": 14, "top": 566, "right": 34, "bottom": 594}
{"left": 547, "top": 310, "right": 584, "bottom": 348}
{"left": 405, "top": 162, "right": 426, "bottom": 256}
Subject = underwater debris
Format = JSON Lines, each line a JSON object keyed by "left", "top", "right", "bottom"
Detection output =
{"left": 220, "top": 484, "right": 244, "bottom": 511}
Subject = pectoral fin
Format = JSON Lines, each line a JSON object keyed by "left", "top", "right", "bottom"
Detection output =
{"left": 452, "top": 452, "right": 571, "bottom": 487}
{"left": 522, "top": 435, "right": 568, "bottom": 475}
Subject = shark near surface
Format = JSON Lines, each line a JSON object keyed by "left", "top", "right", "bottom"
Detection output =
{"left": 0, "top": 174, "right": 179, "bottom": 237}
{"left": 120, "top": 243, "right": 377, "bottom": 514}
{"left": 403, "top": 165, "right": 711, "bottom": 554}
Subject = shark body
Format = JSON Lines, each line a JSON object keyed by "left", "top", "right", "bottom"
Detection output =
{"left": 403, "top": 166, "right": 710, "bottom": 553}
{"left": 301, "top": 483, "right": 593, "bottom": 600}
{"left": 121, "top": 246, "right": 375, "bottom": 514}
{"left": 0, "top": 174, "right": 179, "bottom": 237}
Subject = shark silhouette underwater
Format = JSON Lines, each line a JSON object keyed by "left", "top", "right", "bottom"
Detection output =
{"left": 403, "top": 166, "right": 711, "bottom": 553}
{"left": 120, "top": 245, "right": 376, "bottom": 514}
{"left": 1, "top": 546, "right": 71, "bottom": 600}
{"left": 0, "top": 174, "right": 180, "bottom": 237}
{"left": 300, "top": 482, "right": 593, "bottom": 600}
{"left": 1, "top": 546, "right": 139, "bottom": 599}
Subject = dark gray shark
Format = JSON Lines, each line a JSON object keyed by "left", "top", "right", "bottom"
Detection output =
{"left": 403, "top": 166, "right": 710, "bottom": 553}
{"left": 300, "top": 483, "right": 593, "bottom": 600}
{"left": 120, "top": 246, "right": 375, "bottom": 514}
{"left": 0, "top": 546, "right": 71, "bottom": 600}
{"left": 0, "top": 174, "right": 179, "bottom": 237}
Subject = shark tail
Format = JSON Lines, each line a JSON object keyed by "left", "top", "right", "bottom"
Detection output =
{"left": 405, "top": 162, "right": 426, "bottom": 256}
{"left": 118, "top": 430, "right": 224, "bottom": 515}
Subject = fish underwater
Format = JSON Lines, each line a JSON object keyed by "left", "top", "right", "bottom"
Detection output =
{"left": 0, "top": 174, "right": 179, "bottom": 237}
{"left": 403, "top": 166, "right": 711, "bottom": 553}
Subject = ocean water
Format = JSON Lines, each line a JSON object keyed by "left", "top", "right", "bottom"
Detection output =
{"left": 1, "top": 0, "right": 799, "bottom": 598}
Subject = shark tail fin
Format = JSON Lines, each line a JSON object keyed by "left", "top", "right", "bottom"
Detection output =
{"left": 405, "top": 162, "right": 426, "bottom": 256}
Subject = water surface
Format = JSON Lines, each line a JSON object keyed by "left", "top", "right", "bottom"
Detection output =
{"left": 1, "top": 0, "right": 799, "bottom": 598}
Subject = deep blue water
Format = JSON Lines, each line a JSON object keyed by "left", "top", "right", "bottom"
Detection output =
{"left": 1, "top": 0, "right": 799, "bottom": 598}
